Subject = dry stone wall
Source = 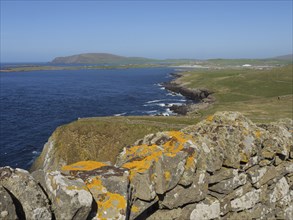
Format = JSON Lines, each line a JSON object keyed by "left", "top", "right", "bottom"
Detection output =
{"left": 0, "top": 112, "right": 292, "bottom": 220}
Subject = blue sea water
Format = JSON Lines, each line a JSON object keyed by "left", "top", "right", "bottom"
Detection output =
{"left": 0, "top": 68, "right": 187, "bottom": 169}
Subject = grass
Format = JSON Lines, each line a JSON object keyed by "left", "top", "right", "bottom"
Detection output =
{"left": 178, "top": 64, "right": 293, "bottom": 122}
{"left": 31, "top": 115, "right": 197, "bottom": 170}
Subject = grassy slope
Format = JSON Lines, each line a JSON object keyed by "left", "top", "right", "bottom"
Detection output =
{"left": 178, "top": 65, "right": 293, "bottom": 122}
{"left": 31, "top": 116, "right": 197, "bottom": 170}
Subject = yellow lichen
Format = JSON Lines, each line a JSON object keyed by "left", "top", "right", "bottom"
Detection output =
{"left": 61, "top": 161, "right": 107, "bottom": 171}
{"left": 240, "top": 152, "right": 249, "bottom": 163}
{"left": 185, "top": 155, "right": 196, "bottom": 169}
{"left": 254, "top": 130, "right": 262, "bottom": 139}
{"left": 66, "top": 185, "right": 88, "bottom": 191}
{"left": 206, "top": 115, "right": 214, "bottom": 122}
{"left": 164, "top": 171, "right": 171, "bottom": 181}
{"left": 131, "top": 205, "right": 139, "bottom": 213}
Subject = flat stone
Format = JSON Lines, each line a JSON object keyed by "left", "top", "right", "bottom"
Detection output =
{"left": 209, "top": 167, "right": 236, "bottom": 184}
{"left": 161, "top": 170, "right": 209, "bottom": 209}
{"left": 181, "top": 196, "right": 220, "bottom": 220}
{"left": 209, "top": 170, "right": 247, "bottom": 194}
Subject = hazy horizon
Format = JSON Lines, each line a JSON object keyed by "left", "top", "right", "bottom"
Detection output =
{"left": 1, "top": 1, "right": 292, "bottom": 62}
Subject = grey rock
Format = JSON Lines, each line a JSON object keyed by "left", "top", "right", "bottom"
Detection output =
{"left": 209, "top": 167, "right": 236, "bottom": 184}
{"left": 44, "top": 171, "right": 93, "bottom": 220}
{"left": 209, "top": 170, "right": 247, "bottom": 194}
{"left": 0, "top": 167, "right": 52, "bottom": 220}
{"left": 0, "top": 186, "right": 18, "bottom": 220}
{"left": 181, "top": 196, "right": 220, "bottom": 220}
{"left": 147, "top": 208, "right": 182, "bottom": 220}
{"left": 161, "top": 170, "right": 209, "bottom": 209}
{"left": 154, "top": 151, "right": 187, "bottom": 194}
{"left": 130, "top": 198, "right": 158, "bottom": 220}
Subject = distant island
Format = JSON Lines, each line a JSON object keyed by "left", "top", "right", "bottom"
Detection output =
{"left": 1, "top": 52, "right": 292, "bottom": 72}
{"left": 51, "top": 53, "right": 158, "bottom": 65}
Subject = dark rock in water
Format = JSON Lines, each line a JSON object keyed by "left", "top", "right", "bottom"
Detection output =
{"left": 170, "top": 104, "right": 189, "bottom": 115}
{"left": 162, "top": 82, "right": 212, "bottom": 101}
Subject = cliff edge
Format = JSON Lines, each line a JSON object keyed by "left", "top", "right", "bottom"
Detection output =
{"left": 1, "top": 112, "right": 292, "bottom": 220}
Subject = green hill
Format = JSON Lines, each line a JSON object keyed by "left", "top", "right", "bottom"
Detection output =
{"left": 51, "top": 53, "right": 158, "bottom": 64}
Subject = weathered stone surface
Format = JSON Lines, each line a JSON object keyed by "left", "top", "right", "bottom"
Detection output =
{"left": 44, "top": 170, "right": 93, "bottom": 220}
{"left": 269, "top": 177, "right": 290, "bottom": 203}
{"left": 230, "top": 186, "right": 266, "bottom": 211}
{"left": 182, "top": 112, "right": 265, "bottom": 169}
{"left": 0, "top": 167, "right": 52, "bottom": 220}
{"left": 161, "top": 170, "right": 209, "bottom": 209}
{"left": 147, "top": 208, "right": 182, "bottom": 220}
{"left": 209, "top": 170, "right": 247, "bottom": 194}
{"left": 209, "top": 167, "right": 236, "bottom": 184}
{"left": 130, "top": 198, "right": 158, "bottom": 220}
{"left": 63, "top": 161, "right": 129, "bottom": 220}
{"left": 0, "top": 186, "right": 18, "bottom": 220}
{"left": 181, "top": 196, "right": 220, "bottom": 220}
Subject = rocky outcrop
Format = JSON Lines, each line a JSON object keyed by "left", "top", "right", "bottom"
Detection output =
{"left": 162, "top": 81, "right": 215, "bottom": 115}
{"left": 1, "top": 112, "right": 292, "bottom": 219}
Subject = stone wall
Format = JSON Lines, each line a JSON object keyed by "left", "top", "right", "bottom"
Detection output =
{"left": 1, "top": 112, "right": 292, "bottom": 220}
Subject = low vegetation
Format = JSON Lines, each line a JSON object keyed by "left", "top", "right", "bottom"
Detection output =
{"left": 178, "top": 64, "right": 292, "bottom": 122}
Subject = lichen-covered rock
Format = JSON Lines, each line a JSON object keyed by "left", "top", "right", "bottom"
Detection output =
{"left": 161, "top": 170, "right": 209, "bottom": 209}
{"left": 63, "top": 161, "right": 130, "bottom": 220}
{"left": 147, "top": 208, "right": 182, "bottom": 220}
{"left": 44, "top": 170, "right": 93, "bottom": 220}
{"left": 0, "top": 167, "right": 52, "bottom": 220}
{"left": 130, "top": 198, "right": 158, "bottom": 220}
{"left": 118, "top": 131, "right": 196, "bottom": 198}
{"left": 0, "top": 186, "right": 18, "bottom": 220}
{"left": 209, "top": 170, "right": 247, "bottom": 194}
{"left": 181, "top": 196, "right": 220, "bottom": 220}
{"left": 182, "top": 112, "right": 265, "bottom": 169}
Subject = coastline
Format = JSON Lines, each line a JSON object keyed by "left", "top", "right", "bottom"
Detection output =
{"left": 163, "top": 71, "right": 215, "bottom": 115}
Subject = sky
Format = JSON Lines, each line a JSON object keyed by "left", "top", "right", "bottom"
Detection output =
{"left": 0, "top": 0, "right": 292, "bottom": 62}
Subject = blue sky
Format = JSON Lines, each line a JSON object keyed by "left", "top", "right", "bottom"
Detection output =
{"left": 0, "top": 1, "right": 292, "bottom": 62}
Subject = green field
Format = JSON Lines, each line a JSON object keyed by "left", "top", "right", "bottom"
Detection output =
{"left": 178, "top": 64, "right": 293, "bottom": 122}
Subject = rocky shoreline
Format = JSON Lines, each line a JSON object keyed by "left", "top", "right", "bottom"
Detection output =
{"left": 163, "top": 72, "right": 215, "bottom": 115}
{"left": 1, "top": 112, "right": 292, "bottom": 219}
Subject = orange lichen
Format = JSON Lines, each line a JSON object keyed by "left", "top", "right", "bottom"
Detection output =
{"left": 85, "top": 176, "right": 127, "bottom": 219}
{"left": 122, "top": 131, "right": 193, "bottom": 180}
{"left": 61, "top": 161, "right": 107, "bottom": 171}
{"left": 185, "top": 155, "right": 196, "bottom": 170}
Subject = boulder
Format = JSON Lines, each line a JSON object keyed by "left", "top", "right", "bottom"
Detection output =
{"left": 62, "top": 162, "right": 130, "bottom": 220}
{"left": 180, "top": 196, "right": 220, "bottom": 220}
{"left": 209, "top": 170, "right": 247, "bottom": 194}
{"left": 44, "top": 170, "right": 93, "bottom": 220}
{"left": 0, "top": 186, "right": 18, "bottom": 220}
{"left": 161, "top": 170, "right": 209, "bottom": 209}
{"left": 0, "top": 167, "right": 51, "bottom": 220}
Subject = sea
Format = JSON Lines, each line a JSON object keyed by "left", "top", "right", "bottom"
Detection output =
{"left": 0, "top": 67, "right": 190, "bottom": 169}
